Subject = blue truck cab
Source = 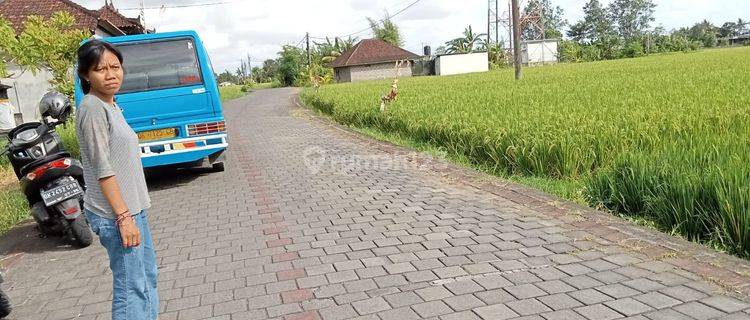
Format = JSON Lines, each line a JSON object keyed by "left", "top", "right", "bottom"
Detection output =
{"left": 74, "top": 30, "right": 227, "bottom": 171}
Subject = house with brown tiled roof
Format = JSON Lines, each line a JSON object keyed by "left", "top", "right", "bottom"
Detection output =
{"left": 0, "top": 0, "right": 147, "bottom": 36}
{"left": 330, "top": 39, "right": 421, "bottom": 83}
{"left": 97, "top": 2, "right": 147, "bottom": 35}
{"left": 0, "top": 0, "right": 148, "bottom": 123}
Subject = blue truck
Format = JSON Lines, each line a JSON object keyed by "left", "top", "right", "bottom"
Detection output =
{"left": 75, "top": 31, "right": 227, "bottom": 171}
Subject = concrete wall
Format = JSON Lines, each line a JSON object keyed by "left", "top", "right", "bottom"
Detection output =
{"left": 348, "top": 63, "right": 412, "bottom": 83}
{"left": 435, "top": 52, "right": 489, "bottom": 76}
{"left": 1, "top": 64, "right": 54, "bottom": 123}
{"left": 522, "top": 40, "right": 559, "bottom": 65}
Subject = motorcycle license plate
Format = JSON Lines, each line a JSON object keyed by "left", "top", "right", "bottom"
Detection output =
{"left": 40, "top": 180, "right": 83, "bottom": 206}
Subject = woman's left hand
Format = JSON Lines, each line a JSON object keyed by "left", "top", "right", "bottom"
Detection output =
{"left": 118, "top": 216, "right": 141, "bottom": 248}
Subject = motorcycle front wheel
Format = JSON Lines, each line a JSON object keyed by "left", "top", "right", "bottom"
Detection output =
{"left": 66, "top": 216, "right": 93, "bottom": 248}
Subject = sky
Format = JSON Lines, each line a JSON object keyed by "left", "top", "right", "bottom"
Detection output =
{"left": 78, "top": 0, "right": 750, "bottom": 73}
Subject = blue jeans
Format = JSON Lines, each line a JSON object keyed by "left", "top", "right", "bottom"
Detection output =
{"left": 86, "top": 210, "right": 159, "bottom": 320}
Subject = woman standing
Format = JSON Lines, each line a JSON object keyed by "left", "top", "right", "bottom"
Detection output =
{"left": 76, "top": 39, "right": 159, "bottom": 320}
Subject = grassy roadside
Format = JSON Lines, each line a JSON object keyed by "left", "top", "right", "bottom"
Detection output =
{"left": 219, "top": 85, "right": 246, "bottom": 102}
{"left": 219, "top": 82, "right": 282, "bottom": 102}
{"left": 315, "top": 114, "right": 589, "bottom": 204}
{"left": 251, "top": 81, "right": 282, "bottom": 90}
{"left": 301, "top": 47, "right": 750, "bottom": 258}
{"left": 0, "top": 141, "right": 31, "bottom": 234}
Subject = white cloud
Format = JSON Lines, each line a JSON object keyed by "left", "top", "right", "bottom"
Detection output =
{"left": 79, "top": 0, "right": 749, "bottom": 72}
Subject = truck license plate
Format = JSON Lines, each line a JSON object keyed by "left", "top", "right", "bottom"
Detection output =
{"left": 138, "top": 128, "right": 176, "bottom": 142}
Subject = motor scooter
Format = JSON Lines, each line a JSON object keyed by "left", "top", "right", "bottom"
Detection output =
{"left": 1, "top": 92, "right": 91, "bottom": 247}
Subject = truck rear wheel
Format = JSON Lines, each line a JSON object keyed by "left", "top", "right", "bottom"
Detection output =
{"left": 212, "top": 162, "right": 225, "bottom": 172}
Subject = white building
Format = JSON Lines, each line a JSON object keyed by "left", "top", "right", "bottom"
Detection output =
{"left": 521, "top": 40, "right": 559, "bottom": 65}
{"left": 435, "top": 52, "right": 489, "bottom": 76}
{"left": 1, "top": 65, "right": 55, "bottom": 124}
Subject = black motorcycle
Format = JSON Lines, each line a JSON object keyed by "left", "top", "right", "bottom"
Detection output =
{"left": 1, "top": 92, "right": 92, "bottom": 247}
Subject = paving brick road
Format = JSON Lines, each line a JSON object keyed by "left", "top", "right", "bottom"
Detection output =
{"left": 2, "top": 87, "right": 750, "bottom": 320}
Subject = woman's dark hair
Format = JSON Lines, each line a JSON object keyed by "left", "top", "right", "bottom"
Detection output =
{"left": 76, "top": 39, "right": 124, "bottom": 94}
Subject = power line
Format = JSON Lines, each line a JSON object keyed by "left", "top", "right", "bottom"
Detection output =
{"left": 294, "top": 35, "right": 307, "bottom": 49}
{"left": 310, "top": 0, "right": 424, "bottom": 40}
{"left": 340, "top": 0, "right": 424, "bottom": 38}
{"left": 118, "top": 1, "right": 233, "bottom": 10}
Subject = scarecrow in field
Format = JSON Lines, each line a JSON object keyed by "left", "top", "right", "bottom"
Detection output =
{"left": 380, "top": 79, "right": 399, "bottom": 112}
{"left": 380, "top": 60, "right": 410, "bottom": 113}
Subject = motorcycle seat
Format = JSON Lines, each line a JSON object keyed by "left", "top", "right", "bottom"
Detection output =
{"left": 19, "top": 152, "right": 71, "bottom": 177}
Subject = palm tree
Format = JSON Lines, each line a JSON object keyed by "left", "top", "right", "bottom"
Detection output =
{"left": 738, "top": 18, "right": 748, "bottom": 34}
{"left": 337, "top": 37, "right": 357, "bottom": 53}
{"left": 314, "top": 36, "right": 359, "bottom": 63}
{"left": 445, "top": 25, "right": 487, "bottom": 54}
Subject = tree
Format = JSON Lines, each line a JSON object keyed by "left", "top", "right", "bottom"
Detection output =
{"left": 314, "top": 36, "right": 358, "bottom": 63}
{"left": 688, "top": 20, "right": 718, "bottom": 47}
{"left": 337, "top": 37, "right": 357, "bottom": 52}
{"left": 259, "top": 59, "right": 278, "bottom": 83}
{"left": 486, "top": 42, "right": 508, "bottom": 68}
{"left": 276, "top": 45, "right": 305, "bottom": 86}
{"left": 717, "top": 18, "right": 747, "bottom": 38}
{"left": 608, "top": 0, "right": 657, "bottom": 41}
{"left": 250, "top": 66, "right": 262, "bottom": 83}
{"left": 445, "top": 25, "right": 486, "bottom": 54}
{"left": 522, "top": 0, "right": 567, "bottom": 40}
{"left": 0, "top": 12, "right": 87, "bottom": 97}
{"left": 567, "top": 0, "right": 613, "bottom": 43}
{"left": 719, "top": 22, "right": 739, "bottom": 38}
{"left": 234, "top": 54, "right": 252, "bottom": 84}
{"left": 216, "top": 70, "right": 239, "bottom": 84}
{"left": 567, "top": 22, "right": 588, "bottom": 42}
{"left": 738, "top": 18, "right": 748, "bottom": 34}
{"left": 367, "top": 12, "right": 403, "bottom": 46}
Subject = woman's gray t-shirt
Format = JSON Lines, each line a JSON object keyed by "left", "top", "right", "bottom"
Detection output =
{"left": 76, "top": 94, "right": 150, "bottom": 219}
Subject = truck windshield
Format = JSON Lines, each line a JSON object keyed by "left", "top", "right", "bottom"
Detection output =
{"left": 116, "top": 38, "right": 203, "bottom": 93}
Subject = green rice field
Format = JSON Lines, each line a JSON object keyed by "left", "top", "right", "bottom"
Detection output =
{"left": 302, "top": 47, "right": 750, "bottom": 258}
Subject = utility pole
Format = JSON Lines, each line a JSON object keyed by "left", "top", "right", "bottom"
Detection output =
{"left": 487, "top": 5, "right": 491, "bottom": 50}
{"left": 495, "top": 0, "right": 499, "bottom": 45}
{"left": 139, "top": 0, "right": 145, "bottom": 29}
{"left": 511, "top": 0, "right": 522, "bottom": 80}
{"left": 508, "top": 1, "right": 513, "bottom": 52}
{"left": 306, "top": 32, "right": 311, "bottom": 66}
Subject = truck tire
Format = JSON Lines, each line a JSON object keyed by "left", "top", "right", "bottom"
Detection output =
{"left": 67, "top": 216, "right": 93, "bottom": 248}
{"left": 212, "top": 162, "right": 225, "bottom": 172}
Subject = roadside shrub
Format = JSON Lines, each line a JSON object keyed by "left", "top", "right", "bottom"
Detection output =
{"left": 622, "top": 41, "right": 644, "bottom": 58}
{"left": 558, "top": 40, "right": 582, "bottom": 63}
{"left": 689, "top": 41, "right": 702, "bottom": 51}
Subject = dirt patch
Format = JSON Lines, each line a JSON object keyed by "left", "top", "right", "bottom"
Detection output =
{"left": 0, "top": 166, "right": 16, "bottom": 191}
